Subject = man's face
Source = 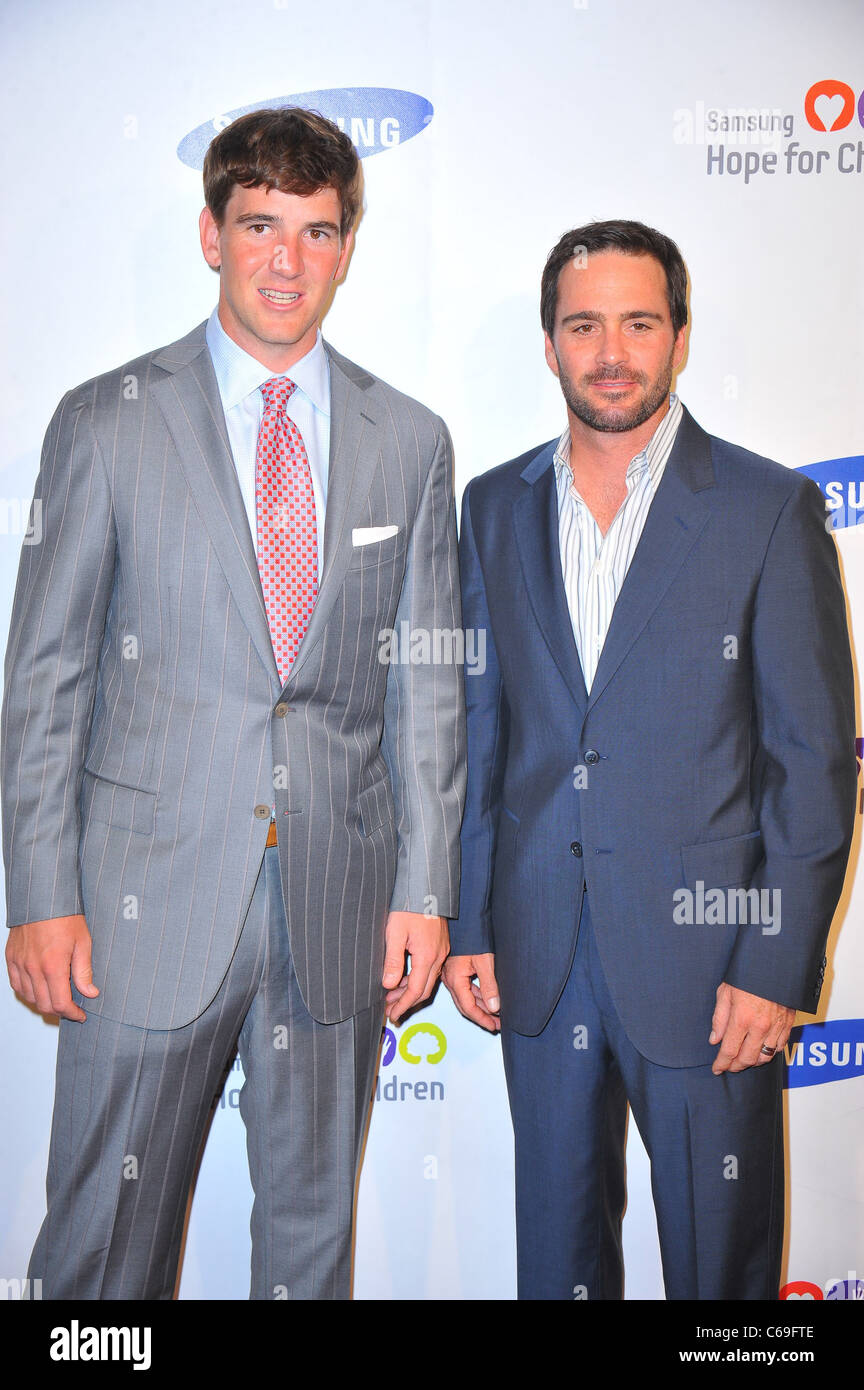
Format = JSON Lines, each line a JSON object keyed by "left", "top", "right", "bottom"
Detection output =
{"left": 544, "top": 250, "right": 686, "bottom": 436}
{"left": 199, "top": 183, "right": 354, "bottom": 372}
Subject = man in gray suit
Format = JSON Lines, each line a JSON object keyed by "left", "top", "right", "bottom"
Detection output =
{"left": 2, "top": 107, "right": 464, "bottom": 1300}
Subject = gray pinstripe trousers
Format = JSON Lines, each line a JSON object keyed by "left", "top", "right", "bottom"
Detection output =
{"left": 28, "top": 845, "right": 384, "bottom": 1300}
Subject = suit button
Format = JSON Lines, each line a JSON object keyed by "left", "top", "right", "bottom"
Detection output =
{"left": 274, "top": 703, "right": 293, "bottom": 717}
{"left": 253, "top": 804, "right": 271, "bottom": 820}
{"left": 570, "top": 841, "right": 583, "bottom": 857}
{"left": 584, "top": 750, "right": 600, "bottom": 765}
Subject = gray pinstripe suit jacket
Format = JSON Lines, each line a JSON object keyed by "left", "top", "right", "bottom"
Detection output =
{"left": 1, "top": 322, "right": 465, "bottom": 1029}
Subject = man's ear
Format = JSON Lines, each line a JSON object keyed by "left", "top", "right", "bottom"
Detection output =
{"left": 544, "top": 332, "right": 560, "bottom": 379}
{"left": 672, "top": 324, "right": 687, "bottom": 372}
{"left": 333, "top": 226, "right": 355, "bottom": 283}
{"left": 199, "top": 206, "right": 222, "bottom": 271}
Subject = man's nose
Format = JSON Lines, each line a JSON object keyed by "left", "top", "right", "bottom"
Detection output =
{"left": 597, "top": 326, "right": 628, "bottom": 364}
{"left": 271, "top": 237, "right": 302, "bottom": 276}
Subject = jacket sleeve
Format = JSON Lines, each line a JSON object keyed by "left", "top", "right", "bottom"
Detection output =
{"left": 724, "top": 476, "right": 856, "bottom": 1010}
{"left": 1, "top": 389, "right": 117, "bottom": 927}
{"left": 380, "top": 419, "right": 466, "bottom": 919}
{"left": 446, "top": 480, "right": 509, "bottom": 955}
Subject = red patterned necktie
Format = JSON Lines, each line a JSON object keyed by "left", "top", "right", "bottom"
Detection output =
{"left": 255, "top": 376, "right": 318, "bottom": 682}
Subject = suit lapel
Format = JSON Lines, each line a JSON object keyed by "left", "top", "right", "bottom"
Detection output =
{"left": 151, "top": 329, "right": 382, "bottom": 696}
{"left": 585, "top": 407, "right": 714, "bottom": 711}
{"left": 281, "top": 344, "right": 380, "bottom": 688}
{"left": 514, "top": 443, "right": 588, "bottom": 712}
{"left": 150, "top": 325, "right": 281, "bottom": 690}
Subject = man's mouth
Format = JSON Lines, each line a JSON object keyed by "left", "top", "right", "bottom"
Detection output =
{"left": 259, "top": 289, "right": 301, "bottom": 304}
{"left": 589, "top": 375, "right": 642, "bottom": 389}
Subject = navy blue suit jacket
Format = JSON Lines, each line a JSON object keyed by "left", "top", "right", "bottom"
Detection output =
{"left": 450, "top": 407, "right": 856, "bottom": 1067}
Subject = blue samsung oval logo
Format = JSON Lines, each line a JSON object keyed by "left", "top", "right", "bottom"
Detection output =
{"left": 826, "top": 1279, "right": 864, "bottom": 1300}
{"left": 784, "top": 1018, "right": 864, "bottom": 1088}
{"left": 797, "top": 455, "right": 864, "bottom": 530}
{"left": 178, "top": 88, "right": 433, "bottom": 169}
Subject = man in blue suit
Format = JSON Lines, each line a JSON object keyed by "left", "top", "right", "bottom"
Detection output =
{"left": 443, "top": 220, "right": 856, "bottom": 1300}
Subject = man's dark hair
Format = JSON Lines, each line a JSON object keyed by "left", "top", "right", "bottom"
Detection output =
{"left": 203, "top": 107, "right": 362, "bottom": 238}
{"left": 540, "top": 219, "right": 689, "bottom": 338}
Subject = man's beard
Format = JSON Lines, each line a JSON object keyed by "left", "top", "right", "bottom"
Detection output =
{"left": 556, "top": 353, "right": 676, "bottom": 434}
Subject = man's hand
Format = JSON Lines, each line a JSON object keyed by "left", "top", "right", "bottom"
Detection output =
{"left": 441, "top": 952, "right": 501, "bottom": 1033}
{"left": 6, "top": 915, "right": 99, "bottom": 1022}
{"left": 709, "top": 981, "right": 795, "bottom": 1075}
{"left": 382, "top": 911, "right": 449, "bottom": 1024}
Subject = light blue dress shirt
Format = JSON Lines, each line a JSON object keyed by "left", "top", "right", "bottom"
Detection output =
{"left": 205, "top": 308, "right": 331, "bottom": 573}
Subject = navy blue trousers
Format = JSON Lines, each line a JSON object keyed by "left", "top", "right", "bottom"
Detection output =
{"left": 501, "top": 890, "right": 785, "bottom": 1300}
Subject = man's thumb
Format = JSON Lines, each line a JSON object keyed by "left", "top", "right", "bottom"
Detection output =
{"left": 72, "top": 938, "right": 99, "bottom": 998}
{"left": 382, "top": 950, "right": 405, "bottom": 988}
{"left": 476, "top": 961, "right": 500, "bottom": 1013}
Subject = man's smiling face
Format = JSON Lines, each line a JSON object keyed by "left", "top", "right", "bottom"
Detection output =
{"left": 199, "top": 183, "right": 354, "bottom": 372}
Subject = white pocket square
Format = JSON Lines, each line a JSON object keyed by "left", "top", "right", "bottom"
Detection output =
{"left": 352, "top": 525, "right": 399, "bottom": 546}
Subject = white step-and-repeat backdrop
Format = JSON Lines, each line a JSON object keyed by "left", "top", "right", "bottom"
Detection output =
{"left": 1, "top": 0, "right": 862, "bottom": 1301}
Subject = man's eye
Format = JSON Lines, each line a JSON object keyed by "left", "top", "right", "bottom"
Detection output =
{"left": 308, "top": 228, "right": 330, "bottom": 241}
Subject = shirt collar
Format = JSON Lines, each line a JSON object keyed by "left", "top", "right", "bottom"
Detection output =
{"left": 554, "top": 393, "right": 682, "bottom": 493}
{"left": 205, "top": 307, "right": 331, "bottom": 416}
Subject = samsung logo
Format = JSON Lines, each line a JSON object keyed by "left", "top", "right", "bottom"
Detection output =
{"left": 797, "top": 455, "right": 864, "bottom": 530}
{"left": 178, "top": 88, "right": 434, "bottom": 170}
{"left": 784, "top": 1019, "right": 864, "bottom": 1088}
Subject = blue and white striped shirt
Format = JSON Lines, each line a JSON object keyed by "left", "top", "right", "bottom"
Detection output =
{"left": 553, "top": 395, "right": 683, "bottom": 691}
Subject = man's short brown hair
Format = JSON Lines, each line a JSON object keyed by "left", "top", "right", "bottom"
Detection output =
{"left": 203, "top": 107, "right": 362, "bottom": 238}
{"left": 540, "top": 219, "right": 689, "bottom": 338}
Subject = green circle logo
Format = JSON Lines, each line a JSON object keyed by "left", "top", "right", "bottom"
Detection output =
{"left": 398, "top": 1023, "right": 447, "bottom": 1065}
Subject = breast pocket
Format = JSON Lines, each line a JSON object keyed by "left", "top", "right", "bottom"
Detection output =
{"left": 81, "top": 768, "right": 157, "bottom": 836}
{"left": 348, "top": 528, "right": 407, "bottom": 571}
